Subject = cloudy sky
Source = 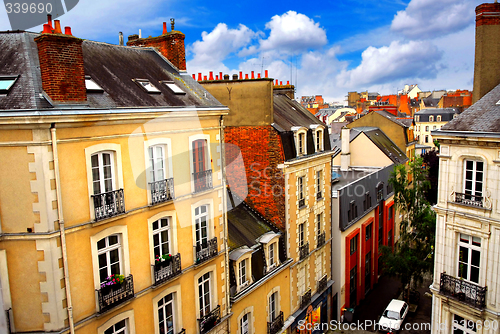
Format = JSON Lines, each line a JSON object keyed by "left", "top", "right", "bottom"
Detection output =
{"left": 1, "top": 0, "right": 483, "bottom": 102}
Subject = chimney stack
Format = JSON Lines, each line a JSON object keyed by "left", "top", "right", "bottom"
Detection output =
{"left": 119, "top": 32, "right": 124, "bottom": 46}
{"left": 34, "top": 16, "right": 86, "bottom": 103}
{"left": 472, "top": 2, "right": 500, "bottom": 103}
{"left": 340, "top": 127, "right": 351, "bottom": 171}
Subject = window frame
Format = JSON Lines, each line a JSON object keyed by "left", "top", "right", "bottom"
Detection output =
{"left": 437, "top": 115, "right": 441, "bottom": 122}
{"left": 97, "top": 310, "right": 136, "bottom": 334}
{"left": 268, "top": 291, "right": 279, "bottom": 322}
{"left": 463, "top": 160, "right": 484, "bottom": 197}
{"left": 315, "top": 129, "right": 324, "bottom": 152}
{"left": 429, "top": 115, "right": 434, "bottom": 122}
{"left": 298, "top": 176, "right": 305, "bottom": 208}
{"left": 0, "top": 75, "right": 19, "bottom": 94}
{"left": 457, "top": 233, "right": 481, "bottom": 284}
{"left": 189, "top": 134, "right": 212, "bottom": 193}
{"left": 316, "top": 170, "right": 323, "bottom": 199}
{"left": 294, "top": 128, "right": 308, "bottom": 156}
{"left": 152, "top": 285, "right": 183, "bottom": 334}
{"left": 148, "top": 211, "right": 178, "bottom": 271}
{"left": 97, "top": 234, "right": 122, "bottom": 284}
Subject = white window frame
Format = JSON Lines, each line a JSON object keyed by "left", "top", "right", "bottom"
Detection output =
{"left": 91, "top": 151, "right": 116, "bottom": 195}
{"left": 144, "top": 138, "right": 174, "bottom": 204}
{"left": 152, "top": 285, "right": 183, "bottom": 334}
{"left": 298, "top": 176, "right": 305, "bottom": 208}
{"left": 237, "top": 308, "right": 254, "bottom": 334}
{"left": 188, "top": 134, "right": 212, "bottom": 193}
{"left": 452, "top": 314, "right": 477, "bottom": 334}
{"left": 240, "top": 312, "right": 250, "bottom": 334}
{"left": 194, "top": 265, "right": 217, "bottom": 319}
{"left": 198, "top": 272, "right": 211, "bottom": 317}
{"left": 316, "top": 170, "right": 322, "bottom": 199}
{"left": 463, "top": 160, "right": 484, "bottom": 197}
{"left": 316, "top": 213, "right": 322, "bottom": 235}
{"left": 437, "top": 115, "right": 442, "bottom": 122}
{"left": 429, "top": 115, "right": 434, "bottom": 122}
{"left": 195, "top": 205, "right": 210, "bottom": 247}
{"left": 315, "top": 129, "right": 324, "bottom": 152}
{"left": 97, "top": 234, "right": 122, "bottom": 284}
{"left": 97, "top": 310, "right": 136, "bottom": 334}
{"left": 157, "top": 293, "right": 176, "bottom": 334}
{"left": 298, "top": 222, "right": 305, "bottom": 247}
{"left": 294, "top": 128, "right": 308, "bottom": 156}
{"left": 457, "top": 233, "right": 481, "bottom": 284}
{"left": 267, "top": 289, "right": 280, "bottom": 322}
{"left": 191, "top": 199, "right": 215, "bottom": 262}
{"left": 236, "top": 254, "right": 252, "bottom": 291}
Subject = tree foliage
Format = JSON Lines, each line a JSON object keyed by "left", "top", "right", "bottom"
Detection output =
{"left": 422, "top": 149, "right": 439, "bottom": 205}
{"left": 381, "top": 157, "right": 436, "bottom": 301}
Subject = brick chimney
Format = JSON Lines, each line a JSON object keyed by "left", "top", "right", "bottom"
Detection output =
{"left": 127, "top": 19, "right": 187, "bottom": 71}
{"left": 472, "top": 2, "right": 500, "bottom": 103}
{"left": 34, "top": 18, "right": 86, "bottom": 103}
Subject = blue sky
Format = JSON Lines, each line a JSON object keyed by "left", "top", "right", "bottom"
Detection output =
{"left": 1, "top": 0, "right": 484, "bottom": 102}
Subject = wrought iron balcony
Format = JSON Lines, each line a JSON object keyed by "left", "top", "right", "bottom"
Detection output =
{"left": 198, "top": 305, "right": 220, "bottom": 334}
{"left": 299, "top": 242, "right": 309, "bottom": 260}
{"left": 149, "top": 178, "right": 175, "bottom": 205}
{"left": 193, "top": 169, "right": 213, "bottom": 193}
{"left": 267, "top": 311, "right": 284, "bottom": 334}
{"left": 300, "top": 288, "right": 312, "bottom": 309}
{"left": 97, "top": 274, "right": 134, "bottom": 313}
{"left": 92, "top": 189, "right": 125, "bottom": 221}
{"left": 196, "top": 237, "right": 218, "bottom": 265}
{"left": 317, "top": 274, "right": 327, "bottom": 293}
{"left": 454, "top": 192, "right": 484, "bottom": 208}
{"left": 317, "top": 231, "right": 326, "bottom": 248}
{"left": 440, "top": 273, "right": 486, "bottom": 309}
{"left": 153, "top": 253, "right": 182, "bottom": 286}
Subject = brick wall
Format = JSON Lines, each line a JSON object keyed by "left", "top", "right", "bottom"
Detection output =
{"left": 127, "top": 33, "right": 186, "bottom": 71}
{"left": 34, "top": 34, "right": 86, "bottom": 103}
{"left": 225, "top": 126, "right": 286, "bottom": 230}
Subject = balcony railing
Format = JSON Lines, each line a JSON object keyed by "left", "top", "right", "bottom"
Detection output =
{"left": 317, "top": 274, "right": 327, "bottom": 293}
{"left": 316, "top": 191, "right": 322, "bottom": 199}
{"left": 454, "top": 192, "right": 484, "bottom": 208}
{"left": 196, "top": 237, "right": 218, "bottom": 265}
{"left": 440, "top": 273, "right": 487, "bottom": 309}
{"left": 299, "top": 242, "right": 309, "bottom": 260}
{"left": 153, "top": 253, "right": 182, "bottom": 286}
{"left": 300, "top": 288, "right": 312, "bottom": 309}
{"left": 267, "top": 311, "right": 284, "bottom": 334}
{"left": 97, "top": 274, "right": 134, "bottom": 313}
{"left": 317, "top": 231, "right": 326, "bottom": 248}
{"left": 92, "top": 189, "right": 125, "bottom": 221}
{"left": 149, "top": 178, "right": 175, "bottom": 205}
{"left": 198, "top": 305, "right": 220, "bottom": 334}
{"left": 299, "top": 198, "right": 305, "bottom": 208}
{"left": 193, "top": 169, "right": 213, "bottom": 193}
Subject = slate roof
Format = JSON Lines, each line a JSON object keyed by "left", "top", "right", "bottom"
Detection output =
{"left": 414, "top": 108, "right": 459, "bottom": 122}
{"left": 439, "top": 83, "right": 500, "bottom": 133}
{"left": 374, "top": 110, "right": 413, "bottom": 128}
{"left": 0, "top": 31, "right": 223, "bottom": 111}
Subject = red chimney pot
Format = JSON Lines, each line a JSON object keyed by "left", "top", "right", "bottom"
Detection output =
{"left": 198, "top": 73, "right": 202, "bottom": 81}
{"left": 245, "top": 74, "right": 249, "bottom": 79}
{"left": 192, "top": 74, "right": 196, "bottom": 80}
{"left": 47, "top": 14, "right": 52, "bottom": 28}
{"left": 219, "top": 72, "right": 223, "bottom": 80}
{"left": 64, "top": 26, "right": 72, "bottom": 35}
{"left": 42, "top": 24, "right": 52, "bottom": 34}
{"left": 53, "top": 20, "right": 62, "bottom": 34}
{"left": 163, "top": 22, "right": 167, "bottom": 34}
{"left": 209, "top": 71, "right": 214, "bottom": 80}
{"left": 204, "top": 75, "right": 207, "bottom": 80}
{"left": 251, "top": 71, "right": 254, "bottom": 79}
{"left": 265, "top": 70, "right": 268, "bottom": 78}
{"left": 239, "top": 71, "right": 242, "bottom": 79}
{"left": 258, "top": 73, "right": 261, "bottom": 79}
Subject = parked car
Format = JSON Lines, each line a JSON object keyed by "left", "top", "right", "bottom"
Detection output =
{"left": 377, "top": 299, "right": 409, "bottom": 332}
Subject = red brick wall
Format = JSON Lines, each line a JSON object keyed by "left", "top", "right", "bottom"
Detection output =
{"left": 225, "top": 126, "right": 286, "bottom": 230}
{"left": 34, "top": 34, "right": 86, "bottom": 103}
{"left": 476, "top": 3, "right": 500, "bottom": 26}
{"left": 127, "top": 33, "right": 186, "bottom": 71}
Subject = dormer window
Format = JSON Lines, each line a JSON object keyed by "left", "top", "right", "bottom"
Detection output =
{"left": 161, "top": 81, "right": 186, "bottom": 95}
{"left": 415, "top": 115, "right": 420, "bottom": 122}
{"left": 429, "top": 116, "right": 434, "bottom": 122}
{"left": 316, "top": 129, "right": 323, "bottom": 152}
{"left": 259, "top": 232, "right": 281, "bottom": 273}
{"left": 437, "top": 115, "right": 441, "bottom": 122}
{"left": 298, "top": 132, "right": 305, "bottom": 155}
{"left": 85, "top": 76, "right": 104, "bottom": 92}
{"left": 229, "top": 247, "right": 253, "bottom": 293}
{"left": 133, "top": 79, "right": 161, "bottom": 93}
{"left": 0, "top": 75, "right": 18, "bottom": 94}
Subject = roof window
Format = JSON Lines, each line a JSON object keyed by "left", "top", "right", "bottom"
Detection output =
{"left": 133, "top": 79, "right": 161, "bottom": 93}
{"left": 85, "top": 76, "right": 104, "bottom": 92}
{"left": 161, "top": 81, "right": 186, "bottom": 95}
{"left": 0, "top": 75, "right": 19, "bottom": 94}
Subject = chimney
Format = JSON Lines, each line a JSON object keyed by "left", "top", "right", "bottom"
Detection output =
{"left": 34, "top": 18, "right": 86, "bottom": 103}
{"left": 126, "top": 19, "right": 187, "bottom": 71}
{"left": 340, "top": 127, "right": 351, "bottom": 171}
{"left": 472, "top": 2, "right": 500, "bottom": 103}
{"left": 119, "top": 32, "right": 124, "bottom": 46}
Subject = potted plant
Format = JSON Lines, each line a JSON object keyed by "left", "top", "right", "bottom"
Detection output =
{"left": 155, "top": 254, "right": 173, "bottom": 268}
{"left": 100, "top": 274, "right": 125, "bottom": 294}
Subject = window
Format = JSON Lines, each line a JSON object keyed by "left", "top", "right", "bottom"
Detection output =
{"left": 92, "top": 152, "right": 115, "bottom": 195}
{"left": 240, "top": 313, "right": 250, "bottom": 334}
{"left": 149, "top": 145, "right": 166, "bottom": 183}
{"left": 316, "top": 129, "right": 323, "bottom": 152}
{"left": 378, "top": 213, "right": 383, "bottom": 248}
{"left": 238, "top": 259, "right": 248, "bottom": 287}
{"left": 437, "top": 115, "right": 442, "bottom": 122}
{"left": 297, "top": 132, "right": 306, "bottom": 155}
{"left": 363, "top": 192, "right": 371, "bottom": 211}
{"left": 298, "top": 223, "right": 305, "bottom": 247}
{"left": 388, "top": 206, "right": 393, "bottom": 221}
{"left": 376, "top": 183, "right": 384, "bottom": 202}
{"left": 133, "top": 78, "right": 161, "bottom": 93}
{"left": 0, "top": 75, "right": 18, "bottom": 94}
{"left": 350, "top": 235, "right": 358, "bottom": 255}
{"left": 161, "top": 81, "right": 186, "bottom": 95}
{"left": 348, "top": 201, "right": 357, "bottom": 222}
{"left": 269, "top": 291, "right": 278, "bottom": 321}
{"left": 365, "top": 223, "right": 372, "bottom": 241}
{"left": 97, "top": 234, "right": 122, "bottom": 284}
{"left": 104, "top": 320, "right": 127, "bottom": 334}
{"left": 195, "top": 205, "right": 209, "bottom": 247}
{"left": 433, "top": 125, "right": 437, "bottom": 130}
{"left": 158, "top": 293, "right": 176, "bottom": 334}
{"left": 415, "top": 115, "right": 419, "bottom": 122}
{"left": 198, "top": 272, "right": 211, "bottom": 316}
{"left": 192, "top": 139, "right": 211, "bottom": 192}
{"left": 316, "top": 213, "right": 322, "bottom": 234}
{"left": 429, "top": 116, "right": 434, "bottom": 122}
{"left": 464, "top": 160, "right": 484, "bottom": 197}
{"left": 316, "top": 170, "right": 322, "bottom": 199}
{"left": 349, "top": 266, "right": 357, "bottom": 307}
{"left": 425, "top": 135, "right": 429, "bottom": 143}
{"left": 454, "top": 114, "right": 458, "bottom": 119}
{"left": 269, "top": 242, "right": 276, "bottom": 267}
{"left": 298, "top": 176, "right": 305, "bottom": 208}
{"left": 458, "top": 234, "right": 481, "bottom": 284}
{"left": 85, "top": 76, "right": 104, "bottom": 92}
{"left": 153, "top": 218, "right": 171, "bottom": 259}
{"left": 453, "top": 314, "right": 477, "bottom": 334}
{"left": 425, "top": 126, "right": 429, "bottom": 132}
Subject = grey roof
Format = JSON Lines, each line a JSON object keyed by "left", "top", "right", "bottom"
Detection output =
{"left": 374, "top": 110, "right": 413, "bottom": 128}
{"left": 273, "top": 94, "right": 325, "bottom": 130}
{"left": 0, "top": 31, "right": 223, "bottom": 111}
{"left": 415, "top": 108, "right": 458, "bottom": 115}
{"left": 440, "top": 83, "right": 500, "bottom": 132}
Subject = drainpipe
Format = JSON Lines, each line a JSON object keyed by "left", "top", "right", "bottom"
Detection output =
{"left": 50, "top": 124, "right": 75, "bottom": 334}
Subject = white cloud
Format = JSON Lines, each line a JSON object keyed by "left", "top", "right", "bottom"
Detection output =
{"left": 336, "top": 40, "right": 443, "bottom": 88}
{"left": 391, "top": 0, "right": 478, "bottom": 39}
{"left": 259, "top": 11, "right": 327, "bottom": 54}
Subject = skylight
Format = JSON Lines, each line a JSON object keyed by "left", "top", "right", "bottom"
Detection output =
{"left": 133, "top": 79, "right": 161, "bottom": 93}
{"left": 0, "top": 75, "right": 19, "bottom": 94}
{"left": 161, "top": 81, "right": 186, "bottom": 95}
{"left": 85, "top": 76, "right": 104, "bottom": 92}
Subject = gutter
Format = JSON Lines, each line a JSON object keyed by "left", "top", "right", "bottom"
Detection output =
{"left": 50, "top": 125, "right": 75, "bottom": 334}
{"left": 432, "top": 129, "right": 500, "bottom": 139}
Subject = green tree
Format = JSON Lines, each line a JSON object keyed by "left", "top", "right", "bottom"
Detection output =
{"left": 381, "top": 157, "right": 436, "bottom": 302}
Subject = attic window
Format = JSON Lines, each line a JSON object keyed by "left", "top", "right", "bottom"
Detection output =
{"left": 85, "top": 76, "right": 103, "bottom": 92}
{"left": 161, "top": 81, "right": 186, "bottom": 95}
{"left": 133, "top": 79, "right": 161, "bottom": 93}
{"left": 0, "top": 75, "right": 19, "bottom": 94}
{"left": 497, "top": 100, "right": 500, "bottom": 105}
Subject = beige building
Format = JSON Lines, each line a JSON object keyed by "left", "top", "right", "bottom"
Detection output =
{"left": 0, "top": 20, "right": 231, "bottom": 334}
{"left": 414, "top": 108, "right": 459, "bottom": 151}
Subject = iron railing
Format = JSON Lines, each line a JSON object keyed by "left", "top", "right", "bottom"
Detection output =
{"left": 177, "top": 329, "right": 186, "bottom": 334}
{"left": 153, "top": 253, "right": 182, "bottom": 285}
{"left": 455, "top": 192, "right": 484, "bottom": 208}
{"left": 300, "top": 289, "right": 312, "bottom": 309}
{"left": 92, "top": 189, "right": 125, "bottom": 221}
{"left": 317, "top": 274, "right": 327, "bottom": 293}
{"left": 149, "top": 178, "right": 175, "bottom": 205}
{"left": 196, "top": 237, "right": 218, "bottom": 265}
{"left": 193, "top": 170, "right": 213, "bottom": 193}
{"left": 317, "top": 231, "right": 326, "bottom": 248}
{"left": 299, "top": 242, "right": 309, "bottom": 260}
{"left": 198, "top": 305, "right": 220, "bottom": 334}
{"left": 267, "top": 311, "right": 284, "bottom": 334}
{"left": 97, "top": 274, "right": 134, "bottom": 313}
{"left": 440, "top": 273, "right": 486, "bottom": 309}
